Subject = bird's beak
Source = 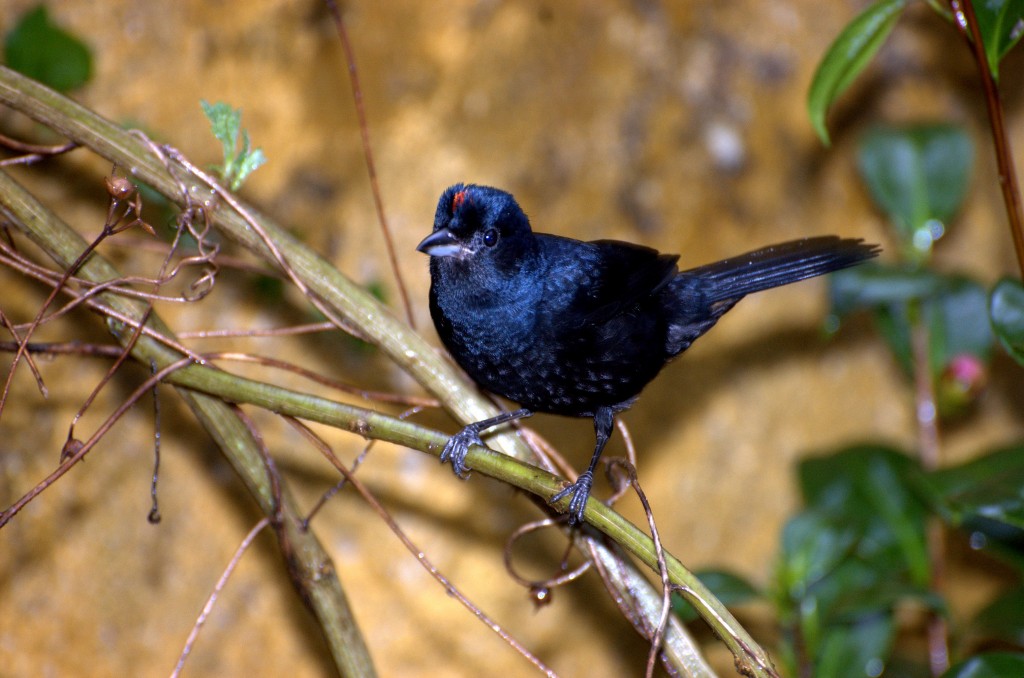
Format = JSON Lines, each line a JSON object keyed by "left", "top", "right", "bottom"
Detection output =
{"left": 416, "top": 228, "right": 463, "bottom": 257}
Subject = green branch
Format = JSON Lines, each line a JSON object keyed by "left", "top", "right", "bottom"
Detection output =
{"left": 0, "top": 168, "right": 376, "bottom": 677}
{"left": 0, "top": 65, "right": 777, "bottom": 677}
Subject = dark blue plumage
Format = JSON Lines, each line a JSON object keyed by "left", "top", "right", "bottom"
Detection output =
{"left": 418, "top": 183, "right": 879, "bottom": 523}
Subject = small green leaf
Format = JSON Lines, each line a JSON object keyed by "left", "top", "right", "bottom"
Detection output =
{"left": 829, "top": 264, "right": 944, "bottom": 317}
{"left": 808, "top": 0, "right": 908, "bottom": 145}
{"left": 799, "top": 446, "right": 930, "bottom": 585}
{"left": 858, "top": 124, "right": 973, "bottom": 261}
{"left": 799, "top": 445, "right": 918, "bottom": 510}
{"left": 865, "top": 458, "right": 930, "bottom": 584}
{"left": 200, "top": 100, "right": 240, "bottom": 159}
{"left": 962, "top": 518, "right": 1024, "bottom": 572}
{"left": 990, "top": 277, "right": 1024, "bottom": 366}
{"left": 874, "top": 302, "right": 915, "bottom": 374}
{"left": 830, "top": 267, "right": 993, "bottom": 386}
{"left": 200, "top": 100, "right": 266, "bottom": 191}
{"left": 924, "top": 444, "right": 1024, "bottom": 529}
{"left": 234, "top": 134, "right": 267, "bottom": 189}
{"left": 816, "top": 615, "right": 893, "bottom": 678}
{"left": 924, "top": 278, "right": 993, "bottom": 417}
{"left": 776, "top": 510, "right": 860, "bottom": 609}
{"left": 925, "top": 276, "right": 993, "bottom": 374}
{"left": 942, "top": 653, "right": 1024, "bottom": 678}
{"left": 4, "top": 5, "right": 92, "bottom": 92}
{"left": 973, "top": 0, "right": 1024, "bottom": 81}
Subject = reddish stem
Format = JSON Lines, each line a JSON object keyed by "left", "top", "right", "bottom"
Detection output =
{"left": 325, "top": 0, "right": 417, "bottom": 327}
{"left": 950, "top": 0, "right": 1024, "bottom": 278}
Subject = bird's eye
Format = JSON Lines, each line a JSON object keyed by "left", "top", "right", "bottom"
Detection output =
{"left": 483, "top": 229, "right": 499, "bottom": 247}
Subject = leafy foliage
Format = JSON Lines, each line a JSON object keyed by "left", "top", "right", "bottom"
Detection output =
{"left": 920, "top": 444, "right": 1024, "bottom": 530}
{"left": 808, "top": 0, "right": 1024, "bottom": 143}
{"left": 990, "top": 278, "right": 1024, "bottom": 366}
{"left": 828, "top": 123, "right": 991, "bottom": 418}
{"left": 786, "top": 1, "right": 1024, "bottom": 661}
{"left": 771, "top": 446, "right": 935, "bottom": 677}
{"left": 857, "top": 125, "right": 973, "bottom": 263}
{"left": 807, "top": 0, "right": 908, "bottom": 145}
{"left": 4, "top": 5, "right": 92, "bottom": 92}
{"left": 972, "top": 0, "right": 1024, "bottom": 82}
{"left": 200, "top": 100, "right": 267, "bottom": 191}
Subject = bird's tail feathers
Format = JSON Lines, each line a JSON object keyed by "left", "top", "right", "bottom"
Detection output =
{"left": 683, "top": 236, "right": 879, "bottom": 303}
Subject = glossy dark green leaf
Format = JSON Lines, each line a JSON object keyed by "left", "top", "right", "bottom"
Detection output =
{"left": 973, "top": 0, "right": 1024, "bottom": 81}
{"left": 942, "top": 652, "right": 1024, "bottom": 678}
{"left": 970, "top": 585, "right": 1024, "bottom": 646}
{"left": 799, "top": 446, "right": 930, "bottom": 585}
{"left": 829, "top": 265, "right": 944, "bottom": 317}
{"left": 799, "top": 445, "right": 918, "bottom": 510}
{"left": 858, "top": 125, "right": 973, "bottom": 260}
{"left": 697, "top": 569, "right": 760, "bottom": 600}
{"left": 814, "top": 554, "right": 935, "bottom": 619}
{"left": 875, "top": 302, "right": 915, "bottom": 374}
{"left": 922, "top": 278, "right": 993, "bottom": 417}
{"left": 808, "top": 0, "right": 908, "bottom": 145}
{"left": 774, "top": 510, "right": 853, "bottom": 666}
{"left": 830, "top": 268, "right": 993, "bottom": 395}
{"left": 816, "top": 614, "right": 893, "bottom": 678}
{"left": 863, "top": 457, "right": 931, "bottom": 584}
{"left": 775, "top": 511, "right": 931, "bottom": 624}
{"left": 990, "top": 278, "right": 1024, "bottom": 366}
{"left": 672, "top": 569, "right": 760, "bottom": 623}
{"left": 926, "top": 276, "right": 993, "bottom": 372}
{"left": 776, "top": 447, "right": 937, "bottom": 676}
{"left": 923, "top": 445, "right": 1024, "bottom": 529}
{"left": 4, "top": 5, "right": 92, "bottom": 92}
{"left": 963, "top": 518, "right": 1024, "bottom": 572}
{"left": 775, "top": 530, "right": 930, "bottom": 677}
{"left": 777, "top": 510, "right": 858, "bottom": 602}
{"left": 828, "top": 264, "right": 939, "bottom": 371}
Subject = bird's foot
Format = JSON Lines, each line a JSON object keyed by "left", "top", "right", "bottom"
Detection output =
{"left": 439, "top": 425, "right": 486, "bottom": 478}
{"left": 550, "top": 470, "right": 594, "bottom": 525}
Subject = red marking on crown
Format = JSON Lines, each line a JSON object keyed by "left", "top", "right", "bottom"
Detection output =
{"left": 452, "top": 190, "right": 467, "bottom": 212}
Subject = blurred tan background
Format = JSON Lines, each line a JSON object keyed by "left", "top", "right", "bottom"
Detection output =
{"left": 1, "top": 1, "right": 1022, "bottom": 676}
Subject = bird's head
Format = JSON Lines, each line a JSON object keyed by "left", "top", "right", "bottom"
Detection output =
{"left": 417, "top": 184, "right": 536, "bottom": 271}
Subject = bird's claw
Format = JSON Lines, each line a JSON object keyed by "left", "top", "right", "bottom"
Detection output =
{"left": 439, "top": 426, "right": 485, "bottom": 478}
{"left": 551, "top": 470, "right": 594, "bottom": 525}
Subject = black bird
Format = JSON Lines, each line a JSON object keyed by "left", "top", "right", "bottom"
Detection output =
{"left": 417, "top": 183, "right": 878, "bottom": 524}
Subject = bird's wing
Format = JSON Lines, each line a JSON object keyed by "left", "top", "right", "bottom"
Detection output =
{"left": 542, "top": 236, "right": 679, "bottom": 325}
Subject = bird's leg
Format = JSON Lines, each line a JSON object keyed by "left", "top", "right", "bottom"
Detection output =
{"left": 551, "top": 406, "right": 615, "bottom": 524}
{"left": 440, "top": 408, "right": 533, "bottom": 478}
